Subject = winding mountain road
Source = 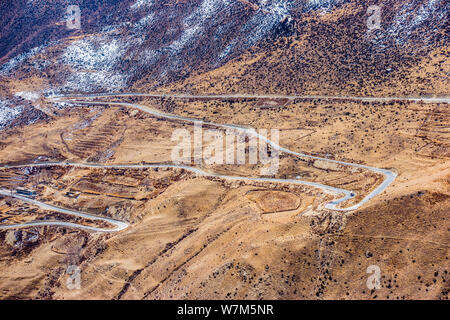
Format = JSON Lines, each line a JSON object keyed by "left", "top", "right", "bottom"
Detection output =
{"left": 52, "top": 92, "right": 450, "bottom": 104}
{"left": 0, "top": 189, "right": 128, "bottom": 232}
{"left": 3, "top": 92, "right": 444, "bottom": 232}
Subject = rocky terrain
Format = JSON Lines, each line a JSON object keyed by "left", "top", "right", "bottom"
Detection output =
{"left": 0, "top": 0, "right": 448, "bottom": 300}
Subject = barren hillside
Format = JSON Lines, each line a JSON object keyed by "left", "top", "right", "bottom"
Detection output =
{"left": 0, "top": 0, "right": 448, "bottom": 300}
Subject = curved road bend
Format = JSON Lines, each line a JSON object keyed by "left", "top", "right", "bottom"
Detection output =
{"left": 0, "top": 189, "right": 128, "bottom": 232}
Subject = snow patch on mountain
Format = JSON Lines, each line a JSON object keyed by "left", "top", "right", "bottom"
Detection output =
{"left": 386, "top": 0, "right": 446, "bottom": 43}
{"left": 184, "top": 0, "right": 231, "bottom": 26}
{"left": 135, "top": 13, "right": 156, "bottom": 30}
{"left": 240, "top": 1, "right": 291, "bottom": 48}
{"left": 218, "top": 40, "right": 236, "bottom": 61}
{"left": 62, "top": 38, "right": 126, "bottom": 71}
{"left": 0, "top": 99, "right": 24, "bottom": 129}
{"left": 0, "top": 45, "right": 45, "bottom": 75}
{"left": 60, "top": 36, "right": 131, "bottom": 91}
{"left": 14, "top": 91, "right": 40, "bottom": 102}
{"left": 169, "top": 25, "right": 202, "bottom": 52}
{"left": 171, "top": 0, "right": 231, "bottom": 54}
{"left": 131, "top": 0, "right": 154, "bottom": 11}
{"left": 304, "top": 0, "right": 343, "bottom": 11}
